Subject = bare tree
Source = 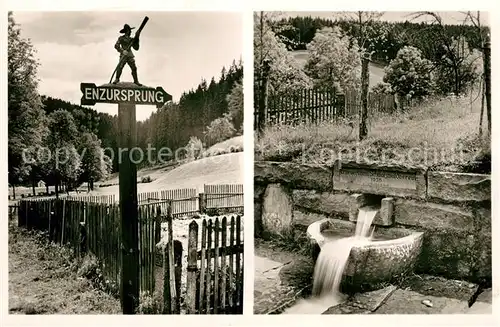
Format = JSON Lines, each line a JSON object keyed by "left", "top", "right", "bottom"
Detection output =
{"left": 340, "top": 11, "right": 384, "bottom": 140}
{"left": 462, "top": 11, "right": 490, "bottom": 136}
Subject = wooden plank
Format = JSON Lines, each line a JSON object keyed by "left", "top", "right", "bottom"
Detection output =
{"left": 205, "top": 219, "right": 213, "bottom": 314}
{"left": 198, "top": 219, "right": 207, "bottom": 314}
{"left": 228, "top": 216, "right": 235, "bottom": 312}
{"left": 220, "top": 217, "right": 227, "bottom": 314}
{"left": 185, "top": 220, "right": 198, "bottom": 314}
{"left": 236, "top": 215, "right": 242, "bottom": 312}
{"left": 167, "top": 202, "right": 177, "bottom": 314}
{"left": 214, "top": 217, "right": 220, "bottom": 314}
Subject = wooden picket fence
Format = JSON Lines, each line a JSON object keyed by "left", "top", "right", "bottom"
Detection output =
{"left": 183, "top": 215, "right": 244, "bottom": 314}
{"left": 138, "top": 188, "right": 198, "bottom": 217}
{"left": 15, "top": 184, "right": 244, "bottom": 313}
{"left": 254, "top": 87, "right": 415, "bottom": 127}
{"left": 17, "top": 198, "right": 124, "bottom": 293}
{"left": 204, "top": 184, "right": 244, "bottom": 212}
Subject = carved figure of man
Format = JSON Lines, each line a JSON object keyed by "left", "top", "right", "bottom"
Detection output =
{"left": 113, "top": 24, "right": 142, "bottom": 86}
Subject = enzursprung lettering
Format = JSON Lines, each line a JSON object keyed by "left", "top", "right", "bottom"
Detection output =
{"left": 83, "top": 87, "right": 164, "bottom": 103}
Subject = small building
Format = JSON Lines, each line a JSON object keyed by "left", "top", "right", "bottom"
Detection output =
{"left": 37, "top": 180, "right": 46, "bottom": 188}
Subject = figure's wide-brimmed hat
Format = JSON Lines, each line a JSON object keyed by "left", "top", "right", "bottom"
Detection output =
{"left": 119, "top": 24, "right": 135, "bottom": 33}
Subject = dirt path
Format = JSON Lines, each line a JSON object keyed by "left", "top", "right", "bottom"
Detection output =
{"left": 8, "top": 224, "right": 121, "bottom": 314}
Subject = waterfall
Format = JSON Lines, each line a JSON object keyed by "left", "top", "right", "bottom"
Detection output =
{"left": 283, "top": 207, "right": 378, "bottom": 314}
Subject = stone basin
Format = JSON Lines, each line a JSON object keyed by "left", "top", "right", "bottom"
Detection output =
{"left": 307, "top": 218, "right": 424, "bottom": 285}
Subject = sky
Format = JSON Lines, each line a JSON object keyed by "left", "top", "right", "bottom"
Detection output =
{"left": 13, "top": 11, "right": 243, "bottom": 121}
{"left": 285, "top": 11, "right": 490, "bottom": 26}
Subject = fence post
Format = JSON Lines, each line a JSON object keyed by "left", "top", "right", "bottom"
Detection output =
{"left": 174, "top": 240, "right": 182, "bottom": 314}
{"left": 61, "top": 199, "right": 66, "bottom": 245}
{"left": 186, "top": 220, "right": 199, "bottom": 314}
{"left": 163, "top": 243, "right": 172, "bottom": 314}
{"left": 257, "top": 59, "right": 271, "bottom": 135}
{"left": 199, "top": 193, "right": 206, "bottom": 214}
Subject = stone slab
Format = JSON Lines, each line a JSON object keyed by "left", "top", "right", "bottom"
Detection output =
{"left": 255, "top": 161, "right": 333, "bottom": 191}
{"left": 428, "top": 171, "right": 490, "bottom": 202}
{"left": 397, "top": 274, "right": 478, "bottom": 302}
{"left": 292, "top": 190, "right": 351, "bottom": 218}
{"left": 323, "top": 286, "right": 397, "bottom": 314}
{"left": 394, "top": 199, "right": 474, "bottom": 230}
{"left": 333, "top": 160, "right": 426, "bottom": 199}
{"left": 476, "top": 288, "right": 493, "bottom": 304}
{"left": 466, "top": 301, "right": 492, "bottom": 314}
{"left": 375, "top": 289, "right": 469, "bottom": 314}
{"left": 261, "top": 184, "right": 293, "bottom": 236}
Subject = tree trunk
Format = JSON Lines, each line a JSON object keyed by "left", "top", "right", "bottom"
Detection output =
{"left": 45, "top": 183, "right": 49, "bottom": 195}
{"left": 12, "top": 184, "right": 16, "bottom": 200}
{"left": 258, "top": 59, "right": 270, "bottom": 135}
{"left": 483, "top": 40, "right": 491, "bottom": 134}
{"left": 479, "top": 80, "right": 485, "bottom": 136}
{"left": 359, "top": 57, "right": 369, "bottom": 141}
{"left": 32, "top": 178, "right": 36, "bottom": 197}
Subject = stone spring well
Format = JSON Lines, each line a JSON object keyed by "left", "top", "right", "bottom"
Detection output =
{"left": 254, "top": 160, "right": 491, "bottom": 286}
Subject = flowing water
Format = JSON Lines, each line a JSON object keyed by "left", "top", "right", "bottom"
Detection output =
{"left": 283, "top": 207, "right": 378, "bottom": 314}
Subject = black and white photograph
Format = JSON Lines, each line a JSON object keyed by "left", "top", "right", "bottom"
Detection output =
{"left": 253, "top": 11, "right": 492, "bottom": 315}
{"left": 7, "top": 11, "right": 244, "bottom": 315}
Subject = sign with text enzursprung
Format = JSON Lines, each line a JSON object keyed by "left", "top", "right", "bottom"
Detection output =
{"left": 80, "top": 83, "right": 172, "bottom": 108}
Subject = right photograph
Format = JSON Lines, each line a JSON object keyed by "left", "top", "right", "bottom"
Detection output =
{"left": 253, "top": 11, "right": 492, "bottom": 315}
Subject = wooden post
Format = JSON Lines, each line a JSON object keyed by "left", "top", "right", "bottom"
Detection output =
{"left": 483, "top": 40, "right": 491, "bottom": 134}
{"left": 257, "top": 59, "right": 271, "bottom": 135}
{"left": 359, "top": 57, "right": 369, "bottom": 140}
{"left": 167, "top": 202, "right": 177, "bottom": 314}
{"left": 174, "top": 240, "right": 182, "bottom": 314}
{"left": 199, "top": 192, "right": 206, "bottom": 214}
{"left": 118, "top": 102, "right": 139, "bottom": 314}
{"left": 186, "top": 221, "right": 198, "bottom": 314}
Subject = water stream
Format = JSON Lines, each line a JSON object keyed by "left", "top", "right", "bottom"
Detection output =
{"left": 283, "top": 207, "right": 378, "bottom": 314}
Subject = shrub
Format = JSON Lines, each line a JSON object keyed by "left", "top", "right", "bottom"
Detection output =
{"left": 372, "top": 82, "right": 393, "bottom": 95}
{"left": 384, "top": 46, "right": 434, "bottom": 99}
{"left": 137, "top": 291, "right": 162, "bottom": 314}
{"left": 141, "top": 176, "right": 153, "bottom": 183}
{"left": 185, "top": 136, "right": 204, "bottom": 161}
{"left": 204, "top": 114, "right": 236, "bottom": 146}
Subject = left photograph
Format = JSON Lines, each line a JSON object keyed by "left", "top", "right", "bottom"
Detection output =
{"left": 8, "top": 11, "right": 244, "bottom": 315}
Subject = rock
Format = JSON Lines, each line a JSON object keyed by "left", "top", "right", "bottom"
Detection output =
{"left": 292, "top": 190, "right": 351, "bottom": 218}
{"left": 427, "top": 171, "right": 490, "bottom": 202}
{"left": 475, "top": 288, "right": 492, "bottom": 304}
{"left": 376, "top": 289, "right": 469, "bottom": 314}
{"left": 393, "top": 199, "right": 474, "bottom": 230}
{"left": 255, "top": 161, "right": 333, "bottom": 191}
{"left": 422, "top": 299, "right": 433, "bottom": 307}
{"left": 261, "top": 184, "right": 293, "bottom": 236}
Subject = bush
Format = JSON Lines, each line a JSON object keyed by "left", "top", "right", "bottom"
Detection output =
{"left": 141, "top": 176, "right": 153, "bottom": 183}
{"left": 204, "top": 114, "right": 236, "bottom": 146}
{"left": 185, "top": 136, "right": 204, "bottom": 161}
{"left": 372, "top": 82, "right": 393, "bottom": 95}
{"left": 384, "top": 46, "right": 434, "bottom": 99}
{"left": 137, "top": 291, "right": 162, "bottom": 314}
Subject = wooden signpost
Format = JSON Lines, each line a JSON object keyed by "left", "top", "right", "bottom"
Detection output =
{"left": 81, "top": 76, "right": 171, "bottom": 315}
{"left": 80, "top": 16, "right": 172, "bottom": 314}
{"left": 81, "top": 81, "right": 171, "bottom": 313}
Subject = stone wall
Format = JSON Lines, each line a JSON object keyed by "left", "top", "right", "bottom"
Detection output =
{"left": 255, "top": 160, "right": 491, "bottom": 283}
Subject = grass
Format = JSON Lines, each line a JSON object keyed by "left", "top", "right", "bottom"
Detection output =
{"left": 8, "top": 223, "right": 121, "bottom": 314}
{"left": 256, "top": 93, "right": 490, "bottom": 172}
